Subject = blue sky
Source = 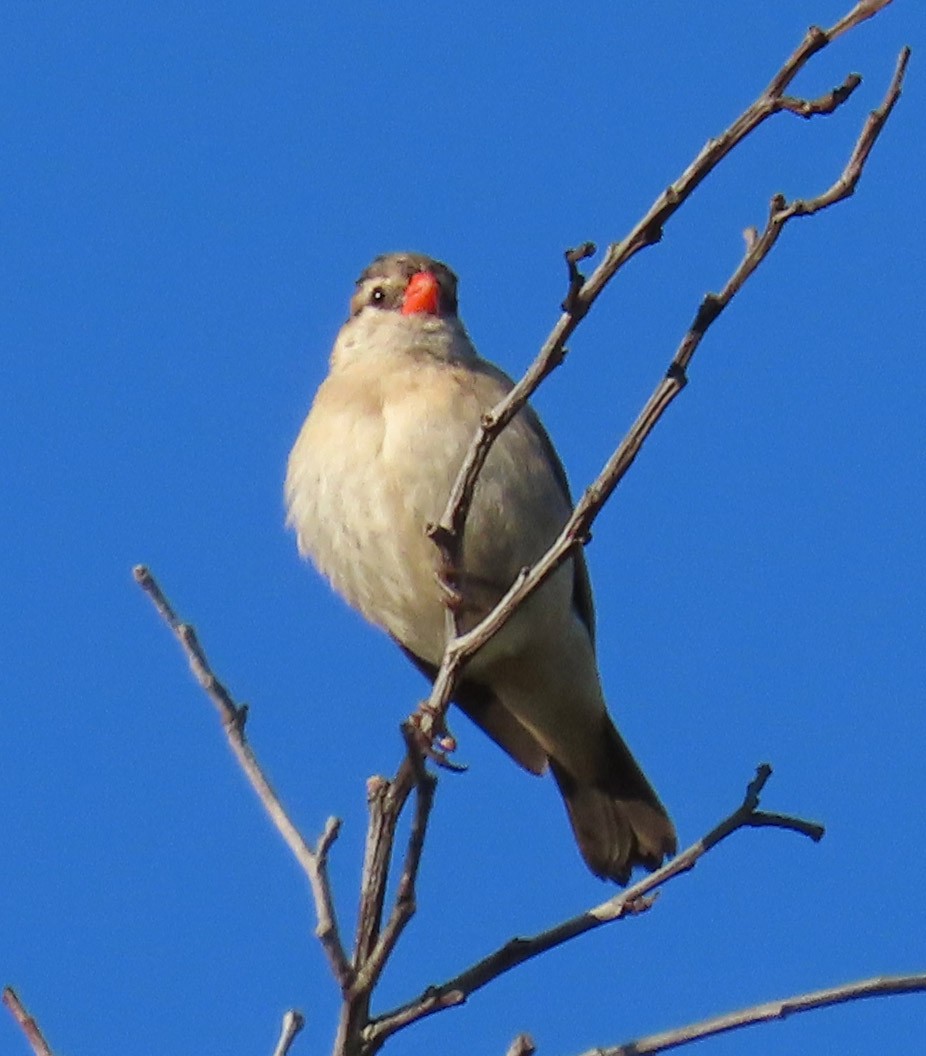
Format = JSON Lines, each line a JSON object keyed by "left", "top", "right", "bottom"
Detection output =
{"left": 3, "top": 2, "right": 924, "bottom": 1054}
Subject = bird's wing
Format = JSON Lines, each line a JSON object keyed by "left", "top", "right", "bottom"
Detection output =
{"left": 393, "top": 353, "right": 597, "bottom": 776}
{"left": 472, "top": 357, "right": 597, "bottom": 646}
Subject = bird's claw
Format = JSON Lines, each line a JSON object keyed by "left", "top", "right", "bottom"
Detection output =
{"left": 407, "top": 703, "right": 468, "bottom": 773}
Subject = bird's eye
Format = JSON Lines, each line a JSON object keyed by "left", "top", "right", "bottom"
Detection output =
{"left": 370, "top": 286, "right": 387, "bottom": 306}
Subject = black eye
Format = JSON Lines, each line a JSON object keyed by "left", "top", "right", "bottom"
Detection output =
{"left": 370, "top": 286, "right": 386, "bottom": 306}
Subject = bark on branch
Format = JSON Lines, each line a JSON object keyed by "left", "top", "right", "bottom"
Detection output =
{"left": 585, "top": 973, "right": 926, "bottom": 1056}
{"left": 132, "top": 567, "right": 438, "bottom": 1056}
{"left": 362, "top": 766, "right": 822, "bottom": 1051}
{"left": 132, "top": 564, "right": 351, "bottom": 992}
{"left": 115, "top": 5, "right": 913, "bottom": 1056}
{"left": 2, "top": 989, "right": 55, "bottom": 1056}
{"left": 419, "top": 8, "right": 909, "bottom": 741}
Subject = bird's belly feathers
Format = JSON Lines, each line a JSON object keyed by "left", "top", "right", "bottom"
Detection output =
{"left": 285, "top": 362, "right": 574, "bottom": 666}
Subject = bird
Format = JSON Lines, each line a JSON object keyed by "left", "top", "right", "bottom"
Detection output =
{"left": 285, "top": 252, "right": 676, "bottom": 883}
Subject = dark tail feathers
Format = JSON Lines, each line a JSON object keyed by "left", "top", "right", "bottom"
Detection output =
{"left": 550, "top": 719, "right": 676, "bottom": 884}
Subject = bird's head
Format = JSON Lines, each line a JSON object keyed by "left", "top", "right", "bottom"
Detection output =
{"left": 348, "top": 253, "right": 459, "bottom": 321}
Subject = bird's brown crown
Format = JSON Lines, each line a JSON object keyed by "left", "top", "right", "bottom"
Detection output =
{"left": 349, "top": 252, "right": 459, "bottom": 319}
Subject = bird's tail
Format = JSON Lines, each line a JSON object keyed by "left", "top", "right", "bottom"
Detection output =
{"left": 549, "top": 718, "right": 676, "bottom": 885}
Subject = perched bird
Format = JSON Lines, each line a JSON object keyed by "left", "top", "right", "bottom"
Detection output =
{"left": 285, "top": 252, "right": 676, "bottom": 883}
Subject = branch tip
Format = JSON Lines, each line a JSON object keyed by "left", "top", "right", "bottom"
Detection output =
{"left": 272, "top": 1009, "right": 306, "bottom": 1056}
{"left": 564, "top": 240, "right": 596, "bottom": 266}
{"left": 563, "top": 240, "right": 597, "bottom": 312}
{"left": 506, "top": 1033, "right": 537, "bottom": 1056}
{"left": 750, "top": 811, "right": 826, "bottom": 842}
{"left": 744, "top": 763, "right": 773, "bottom": 807}
{"left": 2, "top": 988, "right": 55, "bottom": 1056}
{"left": 317, "top": 816, "right": 342, "bottom": 858}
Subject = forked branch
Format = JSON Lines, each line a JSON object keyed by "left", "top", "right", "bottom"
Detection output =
{"left": 363, "top": 767, "right": 823, "bottom": 1051}
{"left": 420, "top": 23, "right": 909, "bottom": 736}
{"left": 132, "top": 567, "right": 439, "bottom": 1056}
{"left": 133, "top": 564, "right": 351, "bottom": 991}
{"left": 430, "top": 0, "right": 897, "bottom": 566}
{"left": 334, "top": 746, "right": 437, "bottom": 1054}
{"left": 122, "top": 5, "right": 910, "bottom": 1056}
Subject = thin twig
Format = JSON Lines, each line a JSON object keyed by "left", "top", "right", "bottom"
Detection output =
{"left": 585, "top": 974, "right": 926, "bottom": 1056}
{"left": 363, "top": 767, "right": 823, "bottom": 1049}
{"left": 2, "top": 988, "right": 55, "bottom": 1056}
{"left": 132, "top": 565, "right": 353, "bottom": 991}
{"left": 779, "top": 72, "right": 861, "bottom": 116}
{"left": 354, "top": 744, "right": 437, "bottom": 995}
{"left": 271, "top": 1010, "right": 306, "bottom": 1056}
{"left": 418, "top": 30, "right": 909, "bottom": 733}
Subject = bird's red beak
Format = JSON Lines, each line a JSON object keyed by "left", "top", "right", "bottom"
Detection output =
{"left": 401, "top": 271, "right": 442, "bottom": 316}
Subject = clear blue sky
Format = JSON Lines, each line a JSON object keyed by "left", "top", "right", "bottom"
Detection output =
{"left": 3, "top": 3, "right": 924, "bottom": 1054}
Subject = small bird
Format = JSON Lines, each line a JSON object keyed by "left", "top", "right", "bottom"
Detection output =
{"left": 285, "top": 252, "right": 676, "bottom": 883}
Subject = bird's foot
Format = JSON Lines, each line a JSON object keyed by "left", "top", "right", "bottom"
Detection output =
{"left": 407, "top": 702, "right": 468, "bottom": 773}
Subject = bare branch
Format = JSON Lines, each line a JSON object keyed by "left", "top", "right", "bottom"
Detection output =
{"left": 350, "top": 747, "right": 435, "bottom": 986}
{"left": 333, "top": 746, "right": 437, "bottom": 1056}
{"left": 826, "top": 0, "right": 896, "bottom": 41}
{"left": 364, "top": 767, "right": 823, "bottom": 1049}
{"left": 356, "top": 744, "right": 437, "bottom": 995}
{"left": 778, "top": 72, "right": 861, "bottom": 117}
{"left": 585, "top": 974, "right": 926, "bottom": 1056}
{"left": 506, "top": 1033, "right": 537, "bottom": 1056}
{"left": 353, "top": 772, "right": 408, "bottom": 972}
{"left": 429, "top": 0, "right": 895, "bottom": 572}
{"left": 418, "top": 31, "right": 909, "bottom": 735}
{"left": 271, "top": 1010, "right": 306, "bottom": 1056}
{"left": 2, "top": 988, "right": 55, "bottom": 1056}
{"left": 132, "top": 565, "right": 353, "bottom": 991}
{"left": 129, "top": 10, "right": 907, "bottom": 1056}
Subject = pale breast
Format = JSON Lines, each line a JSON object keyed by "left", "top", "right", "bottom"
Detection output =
{"left": 286, "top": 358, "right": 479, "bottom": 661}
{"left": 286, "top": 350, "right": 577, "bottom": 666}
